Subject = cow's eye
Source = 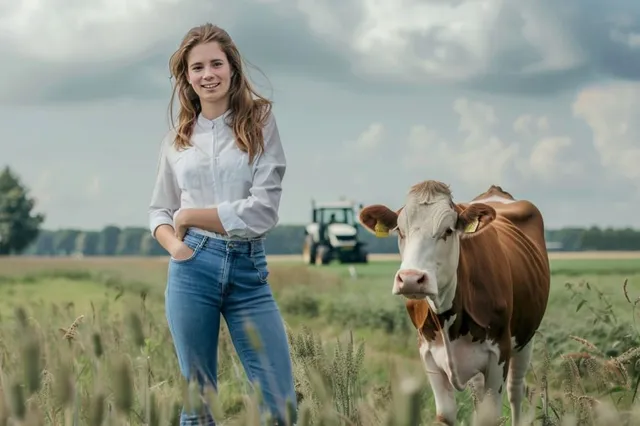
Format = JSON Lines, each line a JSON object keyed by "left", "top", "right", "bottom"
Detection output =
{"left": 441, "top": 228, "right": 453, "bottom": 240}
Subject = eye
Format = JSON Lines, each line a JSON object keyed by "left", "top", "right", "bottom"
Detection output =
{"left": 440, "top": 228, "right": 453, "bottom": 241}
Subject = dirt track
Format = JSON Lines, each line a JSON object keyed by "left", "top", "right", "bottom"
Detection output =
{"left": 267, "top": 251, "right": 640, "bottom": 262}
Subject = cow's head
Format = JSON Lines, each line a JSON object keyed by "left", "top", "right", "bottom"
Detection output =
{"left": 359, "top": 180, "right": 497, "bottom": 313}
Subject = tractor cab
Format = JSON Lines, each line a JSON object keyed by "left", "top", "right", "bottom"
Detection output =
{"left": 302, "top": 199, "right": 368, "bottom": 265}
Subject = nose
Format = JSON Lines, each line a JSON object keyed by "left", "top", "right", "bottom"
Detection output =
{"left": 393, "top": 269, "right": 435, "bottom": 298}
{"left": 203, "top": 67, "right": 215, "bottom": 79}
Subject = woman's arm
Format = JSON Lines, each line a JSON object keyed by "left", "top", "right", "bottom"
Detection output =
{"left": 148, "top": 134, "right": 185, "bottom": 255}
{"left": 174, "top": 208, "right": 226, "bottom": 239}
{"left": 176, "top": 111, "right": 286, "bottom": 239}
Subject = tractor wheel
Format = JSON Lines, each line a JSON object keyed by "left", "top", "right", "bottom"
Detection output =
{"left": 315, "top": 245, "right": 331, "bottom": 265}
{"left": 302, "top": 235, "right": 316, "bottom": 265}
{"left": 354, "top": 247, "right": 368, "bottom": 264}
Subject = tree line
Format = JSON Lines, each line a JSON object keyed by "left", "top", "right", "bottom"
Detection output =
{"left": 19, "top": 224, "right": 640, "bottom": 256}
{"left": 1, "top": 165, "right": 639, "bottom": 256}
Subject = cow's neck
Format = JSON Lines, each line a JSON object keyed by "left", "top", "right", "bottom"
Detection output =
{"left": 421, "top": 231, "right": 503, "bottom": 336}
{"left": 452, "top": 227, "right": 508, "bottom": 341}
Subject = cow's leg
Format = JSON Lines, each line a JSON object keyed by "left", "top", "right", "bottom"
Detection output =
{"left": 420, "top": 344, "right": 456, "bottom": 425}
{"left": 482, "top": 348, "right": 508, "bottom": 422}
{"left": 468, "top": 373, "right": 485, "bottom": 403}
{"left": 507, "top": 338, "right": 534, "bottom": 426}
{"left": 468, "top": 373, "right": 485, "bottom": 424}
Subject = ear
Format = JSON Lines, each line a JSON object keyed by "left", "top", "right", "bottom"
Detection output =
{"left": 359, "top": 204, "right": 399, "bottom": 237}
{"left": 455, "top": 203, "right": 496, "bottom": 235}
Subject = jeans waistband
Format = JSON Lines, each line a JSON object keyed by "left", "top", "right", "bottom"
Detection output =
{"left": 183, "top": 229, "right": 265, "bottom": 255}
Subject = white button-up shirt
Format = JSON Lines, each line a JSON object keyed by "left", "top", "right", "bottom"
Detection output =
{"left": 148, "top": 109, "right": 286, "bottom": 240}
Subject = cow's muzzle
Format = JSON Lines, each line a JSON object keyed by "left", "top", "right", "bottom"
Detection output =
{"left": 392, "top": 269, "right": 437, "bottom": 299}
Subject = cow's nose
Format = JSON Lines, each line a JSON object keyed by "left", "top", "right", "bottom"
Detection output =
{"left": 393, "top": 269, "right": 431, "bottom": 298}
{"left": 398, "top": 270, "right": 427, "bottom": 286}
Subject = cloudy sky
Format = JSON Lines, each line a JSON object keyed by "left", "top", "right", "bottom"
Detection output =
{"left": 2, "top": 0, "right": 640, "bottom": 231}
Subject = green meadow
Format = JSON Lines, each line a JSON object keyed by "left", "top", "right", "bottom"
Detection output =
{"left": 0, "top": 254, "right": 639, "bottom": 425}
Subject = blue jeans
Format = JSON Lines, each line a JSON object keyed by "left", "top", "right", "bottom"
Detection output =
{"left": 165, "top": 230, "right": 297, "bottom": 425}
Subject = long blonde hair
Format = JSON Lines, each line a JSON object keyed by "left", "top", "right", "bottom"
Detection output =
{"left": 168, "top": 23, "right": 272, "bottom": 164}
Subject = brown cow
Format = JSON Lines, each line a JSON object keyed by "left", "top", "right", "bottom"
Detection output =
{"left": 359, "top": 180, "right": 550, "bottom": 426}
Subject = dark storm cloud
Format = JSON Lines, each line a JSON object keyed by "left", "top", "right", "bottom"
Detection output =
{"left": 2, "top": 0, "right": 640, "bottom": 103}
{"left": 410, "top": 0, "right": 640, "bottom": 96}
{"left": 37, "top": 53, "right": 174, "bottom": 102}
{"left": 418, "top": 0, "right": 640, "bottom": 96}
{"left": 0, "top": 0, "right": 369, "bottom": 103}
{"left": 569, "top": 0, "right": 640, "bottom": 81}
{"left": 459, "top": 68, "right": 598, "bottom": 98}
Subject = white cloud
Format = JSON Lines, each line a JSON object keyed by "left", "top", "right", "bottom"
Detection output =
{"left": 299, "top": 0, "right": 586, "bottom": 83}
{"left": 517, "top": 2, "right": 583, "bottom": 73}
{"left": 0, "top": 0, "right": 226, "bottom": 102}
{"left": 1, "top": 0, "right": 639, "bottom": 231}
{"left": 404, "top": 98, "right": 518, "bottom": 187}
{"left": 403, "top": 97, "right": 599, "bottom": 191}
{"left": 353, "top": 123, "right": 384, "bottom": 150}
{"left": 572, "top": 82, "right": 640, "bottom": 188}
{"left": 511, "top": 114, "right": 585, "bottom": 182}
{"left": 339, "top": 122, "right": 387, "bottom": 163}
{"left": 1, "top": 0, "right": 639, "bottom": 104}
{"left": 526, "top": 136, "right": 583, "bottom": 182}
{"left": 513, "top": 114, "right": 550, "bottom": 137}
{"left": 0, "top": 0, "right": 203, "bottom": 62}
{"left": 610, "top": 28, "right": 640, "bottom": 49}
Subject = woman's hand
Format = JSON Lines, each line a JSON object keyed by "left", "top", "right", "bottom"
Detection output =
{"left": 170, "top": 242, "right": 194, "bottom": 261}
{"left": 174, "top": 209, "right": 190, "bottom": 241}
{"left": 154, "top": 224, "right": 190, "bottom": 258}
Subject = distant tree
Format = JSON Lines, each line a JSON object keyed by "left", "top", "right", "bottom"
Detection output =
{"left": 0, "top": 166, "right": 46, "bottom": 255}
{"left": 98, "top": 225, "right": 121, "bottom": 255}
{"left": 53, "top": 229, "right": 81, "bottom": 255}
{"left": 116, "top": 227, "right": 146, "bottom": 255}
{"left": 75, "top": 231, "right": 100, "bottom": 256}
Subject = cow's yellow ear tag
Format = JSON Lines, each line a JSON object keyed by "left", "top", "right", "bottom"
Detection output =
{"left": 464, "top": 218, "right": 480, "bottom": 234}
{"left": 374, "top": 220, "right": 389, "bottom": 237}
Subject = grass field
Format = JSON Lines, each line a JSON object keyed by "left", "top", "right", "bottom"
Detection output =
{"left": 0, "top": 252, "right": 639, "bottom": 425}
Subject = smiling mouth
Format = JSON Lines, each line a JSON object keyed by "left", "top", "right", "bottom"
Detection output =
{"left": 202, "top": 83, "right": 220, "bottom": 89}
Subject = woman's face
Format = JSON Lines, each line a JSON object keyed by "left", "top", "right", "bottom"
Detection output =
{"left": 186, "top": 41, "right": 232, "bottom": 106}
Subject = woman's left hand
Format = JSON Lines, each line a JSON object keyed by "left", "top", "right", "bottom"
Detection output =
{"left": 174, "top": 209, "right": 189, "bottom": 241}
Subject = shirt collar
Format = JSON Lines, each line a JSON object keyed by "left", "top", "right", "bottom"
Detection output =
{"left": 196, "top": 109, "right": 232, "bottom": 129}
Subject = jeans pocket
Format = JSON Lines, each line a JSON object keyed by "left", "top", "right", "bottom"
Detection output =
{"left": 170, "top": 238, "right": 204, "bottom": 264}
{"left": 252, "top": 252, "right": 270, "bottom": 284}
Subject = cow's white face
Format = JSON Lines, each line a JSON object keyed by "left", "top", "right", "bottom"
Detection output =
{"left": 394, "top": 196, "right": 461, "bottom": 310}
{"left": 359, "top": 181, "right": 496, "bottom": 313}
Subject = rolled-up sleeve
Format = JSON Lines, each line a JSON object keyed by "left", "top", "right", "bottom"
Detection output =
{"left": 217, "top": 112, "right": 286, "bottom": 238}
{"left": 148, "top": 134, "right": 181, "bottom": 238}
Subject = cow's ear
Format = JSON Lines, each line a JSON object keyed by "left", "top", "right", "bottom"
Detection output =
{"left": 455, "top": 203, "right": 496, "bottom": 235}
{"left": 359, "top": 204, "right": 399, "bottom": 237}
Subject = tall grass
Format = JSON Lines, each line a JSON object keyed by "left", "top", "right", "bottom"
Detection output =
{"left": 0, "top": 265, "right": 638, "bottom": 424}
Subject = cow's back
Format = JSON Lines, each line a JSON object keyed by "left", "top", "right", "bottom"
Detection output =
{"left": 488, "top": 200, "right": 550, "bottom": 350}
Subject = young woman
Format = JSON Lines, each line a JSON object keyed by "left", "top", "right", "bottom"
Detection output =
{"left": 148, "top": 23, "right": 297, "bottom": 425}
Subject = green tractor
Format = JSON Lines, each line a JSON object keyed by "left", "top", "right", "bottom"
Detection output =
{"left": 302, "top": 199, "right": 369, "bottom": 265}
